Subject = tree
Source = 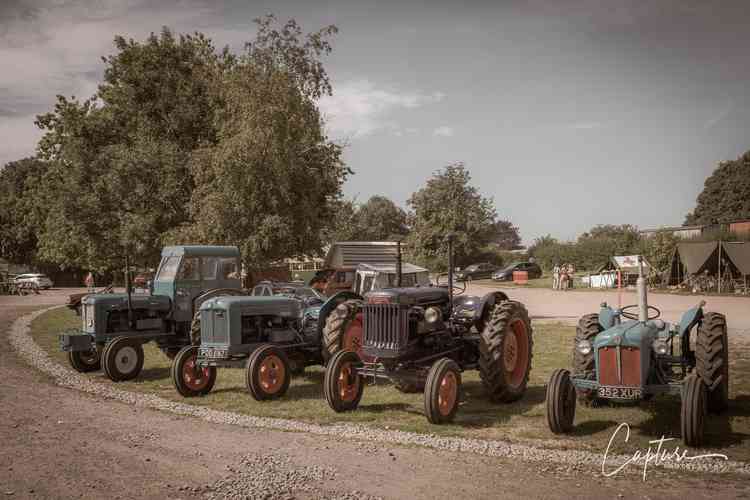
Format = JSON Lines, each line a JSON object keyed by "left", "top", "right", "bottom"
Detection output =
{"left": 489, "top": 220, "right": 521, "bottom": 250}
{"left": 355, "top": 196, "right": 409, "bottom": 241}
{"left": 168, "top": 16, "right": 347, "bottom": 269}
{"left": 405, "top": 163, "right": 497, "bottom": 268}
{"left": 0, "top": 158, "right": 49, "bottom": 266}
{"left": 685, "top": 150, "right": 750, "bottom": 225}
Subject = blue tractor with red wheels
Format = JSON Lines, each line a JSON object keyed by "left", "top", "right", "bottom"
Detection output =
{"left": 546, "top": 256, "right": 729, "bottom": 446}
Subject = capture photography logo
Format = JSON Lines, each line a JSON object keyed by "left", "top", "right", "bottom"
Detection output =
{"left": 601, "top": 423, "right": 729, "bottom": 481}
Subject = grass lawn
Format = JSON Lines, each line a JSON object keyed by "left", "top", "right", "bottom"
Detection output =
{"left": 33, "top": 308, "right": 750, "bottom": 461}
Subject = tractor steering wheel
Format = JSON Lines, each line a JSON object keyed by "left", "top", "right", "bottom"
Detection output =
{"left": 620, "top": 304, "right": 661, "bottom": 321}
{"left": 435, "top": 273, "right": 466, "bottom": 295}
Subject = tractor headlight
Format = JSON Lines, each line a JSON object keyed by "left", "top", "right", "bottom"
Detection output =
{"left": 652, "top": 339, "right": 668, "bottom": 355}
{"left": 576, "top": 340, "right": 592, "bottom": 356}
{"left": 424, "top": 306, "right": 441, "bottom": 324}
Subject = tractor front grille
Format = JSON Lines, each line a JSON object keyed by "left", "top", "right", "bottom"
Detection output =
{"left": 362, "top": 303, "right": 409, "bottom": 358}
{"left": 598, "top": 346, "right": 642, "bottom": 386}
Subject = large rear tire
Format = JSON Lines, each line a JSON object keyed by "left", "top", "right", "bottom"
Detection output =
{"left": 67, "top": 349, "right": 101, "bottom": 373}
{"left": 102, "top": 336, "right": 144, "bottom": 382}
{"left": 324, "top": 350, "right": 364, "bottom": 412}
{"left": 322, "top": 300, "right": 365, "bottom": 363}
{"left": 424, "top": 358, "right": 461, "bottom": 424}
{"left": 245, "top": 345, "right": 291, "bottom": 401}
{"left": 573, "top": 314, "right": 602, "bottom": 405}
{"left": 681, "top": 374, "right": 707, "bottom": 447}
{"left": 479, "top": 300, "right": 533, "bottom": 402}
{"left": 546, "top": 369, "right": 576, "bottom": 434}
{"left": 695, "top": 312, "right": 729, "bottom": 413}
{"left": 172, "top": 345, "right": 216, "bottom": 397}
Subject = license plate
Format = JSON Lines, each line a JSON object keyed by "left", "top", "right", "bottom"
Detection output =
{"left": 597, "top": 386, "right": 643, "bottom": 400}
{"left": 200, "top": 347, "right": 228, "bottom": 359}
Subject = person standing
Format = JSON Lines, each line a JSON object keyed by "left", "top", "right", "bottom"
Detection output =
{"left": 84, "top": 272, "right": 94, "bottom": 293}
{"left": 552, "top": 264, "right": 560, "bottom": 290}
{"left": 566, "top": 263, "right": 575, "bottom": 289}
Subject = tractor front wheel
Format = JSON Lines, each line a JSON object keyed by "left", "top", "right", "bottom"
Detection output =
{"left": 67, "top": 349, "right": 101, "bottom": 373}
{"left": 696, "top": 312, "right": 729, "bottom": 413}
{"left": 246, "top": 345, "right": 291, "bottom": 401}
{"left": 681, "top": 374, "right": 707, "bottom": 447}
{"left": 324, "top": 350, "right": 364, "bottom": 412}
{"left": 546, "top": 369, "right": 576, "bottom": 434}
{"left": 172, "top": 345, "right": 216, "bottom": 397}
{"left": 102, "top": 336, "right": 144, "bottom": 382}
{"left": 479, "top": 300, "right": 533, "bottom": 402}
{"left": 424, "top": 358, "right": 461, "bottom": 424}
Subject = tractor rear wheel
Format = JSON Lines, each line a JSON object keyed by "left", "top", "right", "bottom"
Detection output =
{"left": 246, "top": 345, "right": 291, "bottom": 401}
{"left": 172, "top": 345, "right": 216, "bottom": 397}
{"left": 424, "top": 358, "right": 461, "bottom": 424}
{"left": 695, "top": 312, "right": 729, "bottom": 413}
{"left": 479, "top": 300, "right": 533, "bottom": 402}
{"left": 102, "top": 336, "right": 144, "bottom": 382}
{"left": 546, "top": 369, "right": 576, "bottom": 434}
{"left": 67, "top": 349, "right": 101, "bottom": 373}
{"left": 324, "top": 350, "right": 364, "bottom": 412}
{"left": 322, "top": 300, "right": 365, "bottom": 363}
{"left": 573, "top": 314, "right": 602, "bottom": 406}
{"left": 681, "top": 373, "right": 707, "bottom": 447}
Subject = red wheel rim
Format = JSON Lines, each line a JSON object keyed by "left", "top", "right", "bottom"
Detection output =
{"left": 503, "top": 319, "right": 529, "bottom": 388}
{"left": 438, "top": 371, "right": 458, "bottom": 416}
{"left": 342, "top": 313, "right": 367, "bottom": 360}
{"left": 338, "top": 361, "right": 360, "bottom": 402}
{"left": 258, "top": 354, "right": 285, "bottom": 394}
{"left": 182, "top": 355, "right": 212, "bottom": 391}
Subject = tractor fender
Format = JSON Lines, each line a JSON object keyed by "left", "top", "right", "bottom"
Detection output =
{"left": 317, "top": 291, "right": 364, "bottom": 340}
{"left": 679, "top": 302, "right": 705, "bottom": 337}
{"left": 193, "top": 287, "right": 247, "bottom": 313}
{"left": 474, "top": 291, "right": 510, "bottom": 330}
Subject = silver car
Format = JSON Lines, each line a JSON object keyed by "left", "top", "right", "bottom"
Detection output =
{"left": 15, "top": 273, "right": 53, "bottom": 289}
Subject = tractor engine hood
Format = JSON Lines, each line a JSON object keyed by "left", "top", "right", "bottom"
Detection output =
{"left": 81, "top": 293, "right": 171, "bottom": 312}
{"left": 364, "top": 287, "right": 449, "bottom": 306}
{"left": 200, "top": 295, "right": 303, "bottom": 318}
{"left": 593, "top": 320, "right": 662, "bottom": 350}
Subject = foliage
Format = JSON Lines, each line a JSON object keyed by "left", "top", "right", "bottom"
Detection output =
{"left": 488, "top": 219, "right": 522, "bottom": 250}
{"left": 0, "top": 158, "right": 49, "bottom": 266}
{"left": 326, "top": 195, "right": 408, "bottom": 244}
{"left": 15, "top": 17, "right": 345, "bottom": 272}
{"left": 640, "top": 231, "right": 679, "bottom": 274}
{"left": 685, "top": 150, "right": 750, "bottom": 225}
{"left": 405, "top": 163, "right": 498, "bottom": 270}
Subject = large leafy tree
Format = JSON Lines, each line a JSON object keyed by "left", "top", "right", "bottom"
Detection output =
{"left": 0, "top": 158, "right": 49, "bottom": 266}
{"left": 405, "top": 163, "right": 497, "bottom": 268}
{"left": 28, "top": 17, "right": 345, "bottom": 272}
{"left": 325, "top": 195, "right": 408, "bottom": 244}
{"left": 489, "top": 220, "right": 522, "bottom": 250}
{"left": 685, "top": 150, "right": 750, "bottom": 225}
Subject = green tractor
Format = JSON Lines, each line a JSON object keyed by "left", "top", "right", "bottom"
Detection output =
{"left": 59, "top": 246, "right": 245, "bottom": 381}
{"left": 546, "top": 256, "right": 729, "bottom": 446}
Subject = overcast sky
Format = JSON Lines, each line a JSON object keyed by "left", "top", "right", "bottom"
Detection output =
{"left": 2, "top": 0, "right": 749, "bottom": 243}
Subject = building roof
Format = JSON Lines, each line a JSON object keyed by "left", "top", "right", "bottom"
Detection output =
{"left": 639, "top": 225, "right": 704, "bottom": 233}
{"left": 324, "top": 241, "right": 401, "bottom": 268}
{"left": 161, "top": 246, "right": 240, "bottom": 257}
{"left": 357, "top": 262, "right": 428, "bottom": 274}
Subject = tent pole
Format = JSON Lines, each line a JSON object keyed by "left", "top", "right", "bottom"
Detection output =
{"left": 718, "top": 240, "right": 722, "bottom": 294}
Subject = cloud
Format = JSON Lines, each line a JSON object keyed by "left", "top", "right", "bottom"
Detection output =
{"left": 703, "top": 103, "right": 731, "bottom": 130}
{"left": 318, "top": 79, "right": 445, "bottom": 139}
{"left": 569, "top": 121, "right": 603, "bottom": 130}
{"left": 433, "top": 126, "right": 454, "bottom": 137}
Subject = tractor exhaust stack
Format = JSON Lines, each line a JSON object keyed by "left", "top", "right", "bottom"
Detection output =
{"left": 396, "top": 240, "right": 402, "bottom": 288}
{"left": 637, "top": 255, "right": 648, "bottom": 323}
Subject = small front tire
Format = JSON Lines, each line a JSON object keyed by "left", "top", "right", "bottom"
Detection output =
{"left": 324, "top": 350, "right": 364, "bottom": 412}
{"left": 424, "top": 358, "right": 461, "bottom": 424}
{"left": 67, "top": 349, "right": 101, "bottom": 373}
{"left": 246, "top": 345, "right": 291, "bottom": 401}
{"left": 546, "top": 369, "right": 576, "bottom": 434}
{"left": 681, "top": 374, "right": 707, "bottom": 447}
{"left": 172, "top": 345, "right": 216, "bottom": 397}
{"left": 102, "top": 336, "right": 144, "bottom": 382}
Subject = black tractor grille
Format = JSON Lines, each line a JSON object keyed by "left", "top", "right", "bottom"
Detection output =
{"left": 362, "top": 303, "right": 410, "bottom": 358}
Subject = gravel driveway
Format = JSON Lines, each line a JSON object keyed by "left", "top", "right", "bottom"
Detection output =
{"left": 1, "top": 290, "right": 749, "bottom": 499}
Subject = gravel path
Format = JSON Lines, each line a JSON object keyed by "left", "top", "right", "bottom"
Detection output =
{"left": 9, "top": 306, "right": 750, "bottom": 479}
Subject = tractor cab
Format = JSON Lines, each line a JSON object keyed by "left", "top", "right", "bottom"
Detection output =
{"left": 152, "top": 246, "right": 242, "bottom": 322}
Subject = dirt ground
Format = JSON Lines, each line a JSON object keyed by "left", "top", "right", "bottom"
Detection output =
{"left": 1, "top": 289, "right": 749, "bottom": 499}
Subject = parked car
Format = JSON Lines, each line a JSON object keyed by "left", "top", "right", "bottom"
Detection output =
{"left": 492, "top": 262, "right": 542, "bottom": 281}
{"left": 14, "top": 273, "right": 53, "bottom": 289}
{"left": 133, "top": 272, "right": 154, "bottom": 288}
{"left": 454, "top": 263, "right": 499, "bottom": 281}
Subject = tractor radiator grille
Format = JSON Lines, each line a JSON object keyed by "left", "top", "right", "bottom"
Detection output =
{"left": 598, "top": 346, "right": 641, "bottom": 387}
{"left": 362, "top": 304, "right": 409, "bottom": 358}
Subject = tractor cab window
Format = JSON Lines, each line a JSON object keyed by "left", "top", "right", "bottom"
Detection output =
{"left": 177, "top": 257, "right": 200, "bottom": 280}
{"left": 219, "top": 258, "right": 240, "bottom": 280}
{"left": 156, "top": 256, "right": 180, "bottom": 281}
{"left": 354, "top": 273, "right": 363, "bottom": 295}
{"left": 201, "top": 257, "right": 218, "bottom": 280}
{"left": 362, "top": 275, "right": 374, "bottom": 293}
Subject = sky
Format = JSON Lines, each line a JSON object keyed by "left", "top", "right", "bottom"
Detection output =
{"left": 1, "top": 0, "right": 749, "bottom": 244}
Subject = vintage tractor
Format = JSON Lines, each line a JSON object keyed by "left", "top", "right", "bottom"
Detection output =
{"left": 546, "top": 256, "right": 729, "bottom": 446}
{"left": 59, "top": 246, "right": 245, "bottom": 381}
{"left": 171, "top": 288, "right": 326, "bottom": 400}
{"left": 322, "top": 236, "right": 534, "bottom": 423}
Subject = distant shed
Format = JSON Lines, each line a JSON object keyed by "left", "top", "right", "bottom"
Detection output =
{"left": 584, "top": 255, "right": 651, "bottom": 288}
{"left": 324, "top": 241, "right": 400, "bottom": 268}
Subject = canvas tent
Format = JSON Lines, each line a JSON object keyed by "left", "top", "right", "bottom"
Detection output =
{"left": 583, "top": 255, "right": 650, "bottom": 288}
{"left": 668, "top": 241, "right": 750, "bottom": 286}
